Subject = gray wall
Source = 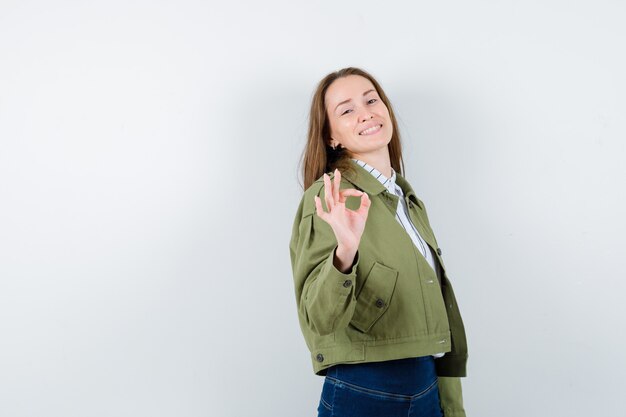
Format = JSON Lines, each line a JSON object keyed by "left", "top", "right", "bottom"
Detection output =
{"left": 1, "top": 0, "right": 624, "bottom": 416}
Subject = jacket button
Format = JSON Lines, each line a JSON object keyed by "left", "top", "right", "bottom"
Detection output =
{"left": 316, "top": 353, "right": 324, "bottom": 362}
{"left": 375, "top": 298, "right": 385, "bottom": 308}
{"left": 343, "top": 279, "right": 352, "bottom": 288}
{"left": 437, "top": 248, "right": 442, "bottom": 256}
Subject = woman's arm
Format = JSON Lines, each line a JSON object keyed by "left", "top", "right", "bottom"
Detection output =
{"left": 289, "top": 207, "right": 361, "bottom": 336}
{"left": 289, "top": 180, "right": 364, "bottom": 337}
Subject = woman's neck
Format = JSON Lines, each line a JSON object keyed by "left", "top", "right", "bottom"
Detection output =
{"left": 351, "top": 151, "right": 392, "bottom": 178}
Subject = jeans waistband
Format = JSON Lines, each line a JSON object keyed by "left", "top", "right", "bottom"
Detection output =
{"left": 325, "top": 355, "right": 437, "bottom": 396}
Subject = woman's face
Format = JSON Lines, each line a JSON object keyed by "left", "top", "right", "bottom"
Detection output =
{"left": 325, "top": 74, "right": 393, "bottom": 158}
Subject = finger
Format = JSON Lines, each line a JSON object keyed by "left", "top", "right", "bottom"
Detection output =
{"left": 314, "top": 195, "right": 329, "bottom": 221}
{"left": 333, "top": 168, "right": 340, "bottom": 204}
{"left": 338, "top": 188, "right": 363, "bottom": 204}
{"left": 323, "top": 173, "right": 334, "bottom": 211}
{"left": 356, "top": 192, "right": 371, "bottom": 216}
{"left": 339, "top": 189, "right": 364, "bottom": 197}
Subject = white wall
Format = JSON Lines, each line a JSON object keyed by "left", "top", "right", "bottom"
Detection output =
{"left": 1, "top": 1, "right": 624, "bottom": 416}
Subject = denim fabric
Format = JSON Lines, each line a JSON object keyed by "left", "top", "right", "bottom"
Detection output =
{"left": 317, "top": 356, "right": 444, "bottom": 417}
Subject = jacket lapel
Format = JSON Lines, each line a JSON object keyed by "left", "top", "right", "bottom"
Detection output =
{"left": 394, "top": 172, "right": 438, "bottom": 250}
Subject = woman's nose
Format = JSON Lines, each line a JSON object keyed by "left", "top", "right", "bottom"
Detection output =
{"left": 358, "top": 110, "right": 374, "bottom": 122}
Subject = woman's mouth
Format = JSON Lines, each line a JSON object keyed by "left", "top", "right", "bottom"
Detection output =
{"left": 359, "top": 124, "right": 383, "bottom": 135}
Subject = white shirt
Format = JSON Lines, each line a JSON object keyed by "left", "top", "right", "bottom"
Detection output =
{"left": 351, "top": 158, "right": 445, "bottom": 359}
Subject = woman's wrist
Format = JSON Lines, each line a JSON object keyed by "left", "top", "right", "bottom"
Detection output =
{"left": 333, "top": 244, "right": 358, "bottom": 273}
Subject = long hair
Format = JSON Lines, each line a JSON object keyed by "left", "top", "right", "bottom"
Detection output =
{"left": 298, "top": 67, "right": 405, "bottom": 191}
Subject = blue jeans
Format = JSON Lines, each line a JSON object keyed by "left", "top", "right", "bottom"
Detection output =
{"left": 317, "top": 356, "right": 444, "bottom": 417}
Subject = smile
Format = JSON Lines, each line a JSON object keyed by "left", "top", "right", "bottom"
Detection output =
{"left": 359, "top": 124, "right": 383, "bottom": 135}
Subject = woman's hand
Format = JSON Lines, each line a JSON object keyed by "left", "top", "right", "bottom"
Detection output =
{"left": 314, "top": 168, "right": 370, "bottom": 271}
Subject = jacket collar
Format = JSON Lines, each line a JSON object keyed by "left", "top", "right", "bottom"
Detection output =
{"left": 394, "top": 170, "right": 421, "bottom": 207}
{"left": 343, "top": 158, "right": 420, "bottom": 206}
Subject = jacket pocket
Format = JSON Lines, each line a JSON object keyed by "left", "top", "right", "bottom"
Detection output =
{"left": 349, "top": 261, "right": 399, "bottom": 333}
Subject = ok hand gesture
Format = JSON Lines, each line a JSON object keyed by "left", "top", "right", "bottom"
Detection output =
{"left": 314, "top": 168, "right": 371, "bottom": 253}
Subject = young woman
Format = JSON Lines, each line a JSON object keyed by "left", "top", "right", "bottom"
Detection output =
{"left": 289, "top": 67, "right": 469, "bottom": 417}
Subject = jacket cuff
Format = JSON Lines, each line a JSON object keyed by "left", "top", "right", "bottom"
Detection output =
{"left": 438, "top": 376, "right": 466, "bottom": 417}
{"left": 327, "top": 245, "right": 360, "bottom": 276}
{"left": 312, "top": 245, "right": 360, "bottom": 333}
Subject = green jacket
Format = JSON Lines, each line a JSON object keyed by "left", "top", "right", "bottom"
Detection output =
{"left": 289, "top": 159, "right": 469, "bottom": 416}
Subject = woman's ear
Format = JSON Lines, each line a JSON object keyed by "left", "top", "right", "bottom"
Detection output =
{"left": 329, "top": 138, "right": 343, "bottom": 149}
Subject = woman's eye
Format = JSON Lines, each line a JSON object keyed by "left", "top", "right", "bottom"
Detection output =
{"left": 341, "top": 99, "right": 376, "bottom": 115}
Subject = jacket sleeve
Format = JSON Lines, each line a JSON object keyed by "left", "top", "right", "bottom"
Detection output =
{"left": 438, "top": 376, "right": 466, "bottom": 417}
{"left": 289, "top": 192, "right": 361, "bottom": 337}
